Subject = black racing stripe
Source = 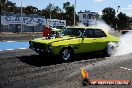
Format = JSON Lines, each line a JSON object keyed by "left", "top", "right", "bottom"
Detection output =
{"left": 49, "top": 38, "right": 77, "bottom": 44}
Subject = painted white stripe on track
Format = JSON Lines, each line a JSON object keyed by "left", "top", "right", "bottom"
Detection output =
{"left": 18, "top": 48, "right": 27, "bottom": 49}
{"left": 120, "top": 67, "right": 124, "bottom": 68}
{"left": 6, "top": 41, "right": 16, "bottom": 42}
{"left": 120, "top": 67, "right": 131, "bottom": 71}
{"left": 5, "top": 49, "right": 14, "bottom": 50}
{"left": 0, "top": 48, "right": 28, "bottom": 51}
{"left": 123, "top": 68, "right": 128, "bottom": 70}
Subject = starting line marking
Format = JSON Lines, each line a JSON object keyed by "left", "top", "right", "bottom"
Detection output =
{"left": 0, "top": 48, "right": 28, "bottom": 51}
{"left": 120, "top": 67, "right": 131, "bottom": 71}
{"left": 6, "top": 49, "right": 14, "bottom": 50}
{"left": 1, "top": 41, "right": 16, "bottom": 42}
{"left": 127, "top": 69, "right": 131, "bottom": 71}
{"left": 18, "top": 48, "right": 27, "bottom": 49}
{"left": 6, "top": 41, "right": 15, "bottom": 42}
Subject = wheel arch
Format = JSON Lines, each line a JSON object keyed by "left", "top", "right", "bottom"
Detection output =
{"left": 59, "top": 46, "right": 74, "bottom": 54}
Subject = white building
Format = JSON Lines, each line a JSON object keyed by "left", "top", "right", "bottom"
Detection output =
{"left": 78, "top": 11, "right": 100, "bottom": 26}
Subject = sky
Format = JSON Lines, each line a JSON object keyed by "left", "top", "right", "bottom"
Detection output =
{"left": 9, "top": 0, "right": 132, "bottom": 17}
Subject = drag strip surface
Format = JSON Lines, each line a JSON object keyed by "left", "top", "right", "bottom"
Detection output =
{"left": 0, "top": 49, "right": 132, "bottom": 88}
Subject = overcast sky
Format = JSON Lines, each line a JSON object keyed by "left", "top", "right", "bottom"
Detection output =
{"left": 9, "top": 0, "right": 132, "bottom": 17}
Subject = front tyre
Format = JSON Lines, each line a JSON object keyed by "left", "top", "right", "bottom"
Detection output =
{"left": 60, "top": 48, "right": 73, "bottom": 62}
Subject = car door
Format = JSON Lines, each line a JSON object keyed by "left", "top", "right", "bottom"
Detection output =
{"left": 93, "top": 29, "right": 108, "bottom": 51}
{"left": 71, "top": 28, "right": 85, "bottom": 54}
{"left": 79, "top": 29, "right": 96, "bottom": 53}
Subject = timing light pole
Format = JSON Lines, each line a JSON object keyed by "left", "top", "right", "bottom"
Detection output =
{"left": 74, "top": 0, "right": 76, "bottom": 26}
{"left": 116, "top": 6, "right": 120, "bottom": 30}
{"left": 20, "top": 1, "right": 23, "bottom": 34}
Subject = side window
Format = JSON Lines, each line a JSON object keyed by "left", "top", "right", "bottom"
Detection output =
{"left": 71, "top": 28, "right": 80, "bottom": 36}
{"left": 72, "top": 28, "right": 84, "bottom": 36}
{"left": 84, "top": 29, "right": 94, "bottom": 38}
{"left": 77, "top": 28, "right": 85, "bottom": 37}
{"left": 94, "top": 29, "right": 106, "bottom": 38}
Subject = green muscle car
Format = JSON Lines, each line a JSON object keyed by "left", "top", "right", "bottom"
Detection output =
{"left": 29, "top": 26, "right": 119, "bottom": 61}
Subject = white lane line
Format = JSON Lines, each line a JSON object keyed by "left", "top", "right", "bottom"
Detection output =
{"left": 120, "top": 67, "right": 124, "bottom": 68}
{"left": 120, "top": 67, "right": 131, "bottom": 71}
{"left": 1, "top": 41, "right": 16, "bottom": 42}
{"left": 18, "top": 48, "right": 27, "bottom": 49}
{"left": 123, "top": 68, "right": 128, "bottom": 70}
{"left": 4, "top": 41, "right": 16, "bottom": 42}
{"left": 6, "top": 49, "right": 14, "bottom": 50}
{"left": 0, "top": 48, "right": 28, "bottom": 51}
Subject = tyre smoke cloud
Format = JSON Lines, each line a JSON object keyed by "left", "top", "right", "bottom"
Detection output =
{"left": 114, "top": 32, "right": 132, "bottom": 56}
{"left": 94, "top": 20, "right": 114, "bottom": 33}
{"left": 94, "top": 20, "right": 132, "bottom": 56}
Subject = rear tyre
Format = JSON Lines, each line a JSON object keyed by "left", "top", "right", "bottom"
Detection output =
{"left": 103, "top": 42, "right": 117, "bottom": 57}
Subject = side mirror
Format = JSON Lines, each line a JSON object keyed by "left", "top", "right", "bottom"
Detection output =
{"left": 80, "top": 35, "right": 84, "bottom": 38}
{"left": 79, "top": 31, "right": 84, "bottom": 38}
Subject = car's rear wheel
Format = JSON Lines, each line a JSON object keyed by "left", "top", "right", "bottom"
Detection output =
{"left": 60, "top": 48, "right": 73, "bottom": 62}
{"left": 103, "top": 42, "right": 117, "bottom": 57}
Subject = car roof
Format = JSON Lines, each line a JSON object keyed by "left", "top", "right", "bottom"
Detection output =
{"left": 66, "top": 26, "right": 101, "bottom": 29}
{"left": 51, "top": 28, "right": 60, "bottom": 31}
{"left": 65, "top": 26, "right": 109, "bottom": 34}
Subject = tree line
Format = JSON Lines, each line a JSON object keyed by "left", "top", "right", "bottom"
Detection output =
{"left": 1, "top": 0, "right": 78, "bottom": 26}
{"left": 102, "top": 7, "right": 132, "bottom": 30}
{"left": 1, "top": 0, "right": 132, "bottom": 30}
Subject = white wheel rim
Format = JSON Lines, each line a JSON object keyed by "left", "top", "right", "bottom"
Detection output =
{"left": 63, "top": 49, "right": 70, "bottom": 61}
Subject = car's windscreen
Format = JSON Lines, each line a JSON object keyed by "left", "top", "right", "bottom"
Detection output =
{"left": 62, "top": 28, "right": 84, "bottom": 36}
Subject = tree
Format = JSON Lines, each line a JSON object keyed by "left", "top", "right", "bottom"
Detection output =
{"left": 24, "top": 6, "right": 38, "bottom": 14}
{"left": 63, "top": 2, "right": 74, "bottom": 26}
{"left": 41, "top": 3, "right": 62, "bottom": 19}
{"left": 5, "top": 1, "right": 16, "bottom": 6}
{"left": 128, "top": 17, "right": 132, "bottom": 23}
{"left": 0, "top": 0, "right": 7, "bottom": 33}
{"left": 117, "top": 12, "right": 129, "bottom": 30}
{"left": 42, "top": 3, "right": 53, "bottom": 19}
{"left": 52, "top": 6, "right": 63, "bottom": 19}
{"left": 63, "top": 2, "right": 70, "bottom": 10}
{"left": 102, "top": 7, "right": 116, "bottom": 28}
{"left": 4, "top": 1, "right": 17, "bottom": 12}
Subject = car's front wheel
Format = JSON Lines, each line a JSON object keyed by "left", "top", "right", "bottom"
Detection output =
{"left": 60, "top": 48, "right": 73, "bottom": 62}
